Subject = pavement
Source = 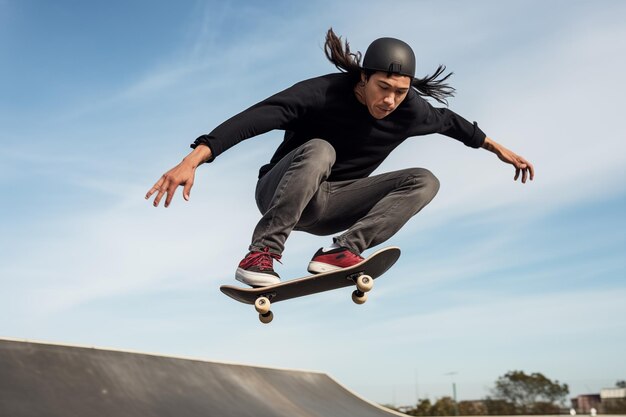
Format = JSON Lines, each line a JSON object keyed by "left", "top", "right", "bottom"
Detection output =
{"left": 0, "top": 338, "right": 404, "bottom": 417}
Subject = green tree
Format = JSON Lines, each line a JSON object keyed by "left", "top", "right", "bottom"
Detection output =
{"left": 490, "top": 370, "right": 569, "bottom": 414}
{"left": 483, "top": 398, "right": 517, "bottom": 415}
{"left": 617, "top": 380, "right": 626, "bottom": 388}
{"left": 430, "top": 397, "right": 457, "bottom": 416}
{"left": 530, "top": 401, "right": 561, "bottom": 414}
{"left": 406, "top": 399, "right": 433, "bottom": 416}
{"left": 458, "top": 400, "right": 488, "bottom": 415}
{"left": 404, "top": 397, "right": 459, "bottom": 416}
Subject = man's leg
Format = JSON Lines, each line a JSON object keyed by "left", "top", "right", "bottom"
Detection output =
{"left": 236, "top": 139, "right": 335, "bottom": 286}
{"left": 251, "top": 138, "right": 336, "bottom": 254}
{"left": 300, "top": 167, "right": 440, "bottom": 255}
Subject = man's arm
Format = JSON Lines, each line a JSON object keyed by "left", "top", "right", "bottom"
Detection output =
{"left": 145, "top": 144, "right": 213, "bottom": 207}
{"left": 482, "top": 137, "right": 534, "bottom": 183}
{"left": 146, "top": 80, "right": 310, "bottom": 208}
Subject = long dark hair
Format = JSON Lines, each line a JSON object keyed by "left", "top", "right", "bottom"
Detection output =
{"left": 324, "top": 28, "right": 456, "bottom": 105}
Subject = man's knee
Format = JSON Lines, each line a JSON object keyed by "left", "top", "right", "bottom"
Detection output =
{"left": 298, "top": 139, "right": 336, "bottom": 168}
{"left": 405, "top": 168, "right": 440, "bottom": 201}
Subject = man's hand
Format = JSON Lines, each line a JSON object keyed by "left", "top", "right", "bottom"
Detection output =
{"left": 482, "top": 137, "right": 535, "bottom": 183}
{"left": 145, "top": 145, "right": 212, "bottom": 207}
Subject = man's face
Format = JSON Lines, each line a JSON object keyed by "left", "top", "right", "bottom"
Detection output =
{"left": 361, "top": 72, "right": 411, "bottom": 119}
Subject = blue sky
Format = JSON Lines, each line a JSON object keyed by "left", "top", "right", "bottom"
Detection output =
{"left": 1, "top": 0, "right": 625, "bottom": 407}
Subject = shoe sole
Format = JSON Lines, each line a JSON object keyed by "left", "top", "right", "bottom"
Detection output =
{"left": 235, "top": 268, "right": 280, "bottom": 287}
{"left": 307, "top": 261, "right": 344, "bottom": 274}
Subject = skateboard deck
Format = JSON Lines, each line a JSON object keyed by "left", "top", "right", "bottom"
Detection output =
{"left": 220, "top": 246, "right": 401, "bottom": 323}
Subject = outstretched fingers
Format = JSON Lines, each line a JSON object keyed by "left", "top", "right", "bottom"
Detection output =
{"left": 146, "top": 154, "right": 202, "bottom": 207}
{"left": 146, "top": 175, "right": 176, "bottom": 207}
{"left": 183, "top": 178, "right": 194, "bottom": 201}
{"left": 146, "top": 177, "right": 165, "bottom": 204}
{"left": 526, "top": 159, "right": 535, "bottom": 181}
{"left": 163, "top": 180, "right": 179, "bottom": 207}
{"left": 514, "top": 157, "right": 534, "bottom": 184}
{"left": 152, "top": 177, "right": 170, "bottom": 207}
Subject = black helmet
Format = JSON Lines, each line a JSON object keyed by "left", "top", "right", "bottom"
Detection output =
{"left": 362, "top": 37, "right": 416, "bottom": 78}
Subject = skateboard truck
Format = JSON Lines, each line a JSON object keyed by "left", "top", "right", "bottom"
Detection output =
{"left": 254, "top": 295, "right": 274, "bottom": 324}
{"left": 350, "top": 273, "right": 373, "bottom": 305}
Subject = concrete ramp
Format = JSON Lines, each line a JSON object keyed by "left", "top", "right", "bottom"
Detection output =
{"left": 0, "top": 338, "right": 402, "bottom": 417}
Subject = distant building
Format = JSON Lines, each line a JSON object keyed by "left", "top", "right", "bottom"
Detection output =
{"left": 571, "top": 394, "right": 601, "bottom": 414}
{"left": 601, "top": 388, "right": 626, "bottom": 399}
{"left": 600, "top": 388, "right": 626, "bottom": 414}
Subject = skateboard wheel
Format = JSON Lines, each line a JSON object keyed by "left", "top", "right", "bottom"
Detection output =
{"left": 352, "top": 290, "right": 368, "bottom": 305}
{"left": 259, "top": 311, "right": 274, "bottom": 324}
{"left": 254, "top": 296, "right": 271, "bottom": 314}
{"left": 356, "top": 275, "right": 374, "bottom": 292}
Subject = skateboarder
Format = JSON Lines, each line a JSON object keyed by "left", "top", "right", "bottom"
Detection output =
{"left": 146, "top": 29, "right": 534, "bottom": 287}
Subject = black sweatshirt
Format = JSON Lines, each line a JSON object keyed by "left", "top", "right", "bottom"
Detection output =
{"left": 192, "top": 73, "right": 486, "bottom": 181}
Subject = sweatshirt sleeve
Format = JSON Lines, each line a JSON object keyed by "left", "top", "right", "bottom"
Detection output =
{"left": 191, "top": 80, "right": 317, "bottom": 160}
{"left": 414, "top": 97, "right": 486, "bottom": 148}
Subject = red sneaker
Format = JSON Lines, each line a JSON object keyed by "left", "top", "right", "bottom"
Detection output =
{"left": 307, "top": 247, "right": 364, "bottom": 274}
{"left": 236, "top": 248, "right": 281, "bottom": 287}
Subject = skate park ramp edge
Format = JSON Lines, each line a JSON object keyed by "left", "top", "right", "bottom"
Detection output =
{"left": 0, "top": 338, "right": 405, "bottom": 417}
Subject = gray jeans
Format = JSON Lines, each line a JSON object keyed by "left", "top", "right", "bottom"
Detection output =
{"left": 250, "top": 139, "right": 440, "bottom": 255}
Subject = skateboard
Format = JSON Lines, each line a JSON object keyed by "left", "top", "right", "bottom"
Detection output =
{"left": 220, "top": 246, "right": 401, "bottom": 324}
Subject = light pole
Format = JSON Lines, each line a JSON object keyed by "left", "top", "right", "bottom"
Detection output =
{"left": 445, "top": 371, "right": 459, "bottom": 416}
